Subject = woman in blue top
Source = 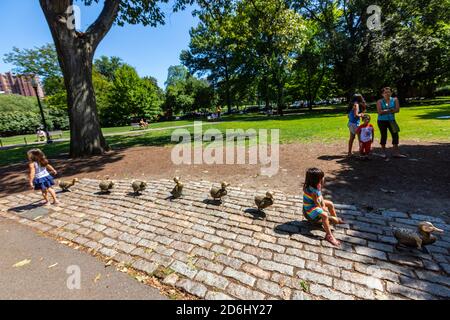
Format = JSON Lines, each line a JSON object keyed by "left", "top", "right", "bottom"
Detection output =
{"left": 347, "top": 94, "right": 367, "bottom": 157}
{"left": 376, "top": 87, "right": 406, "bottom": 159}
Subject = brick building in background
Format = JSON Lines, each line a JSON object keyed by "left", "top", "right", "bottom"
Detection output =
{"left": 0, "top": 72, "right": 44, "bottom": 98}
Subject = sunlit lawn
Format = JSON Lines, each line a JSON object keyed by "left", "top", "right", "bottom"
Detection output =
{"left": 0, "top": 120, "right": 193, "bottom": 147}
{"left": 1, "top": 98, "right": 448, "bottom": 167}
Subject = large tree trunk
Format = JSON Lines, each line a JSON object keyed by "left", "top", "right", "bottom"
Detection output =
{"left": 39, "top": 0, "right": 119, "bottom": 157}
{"left": 66, "top": 54, "right": 109, "bottom": 156}
{"left": 276, "top": 80, "right": 284, "bottom": 116}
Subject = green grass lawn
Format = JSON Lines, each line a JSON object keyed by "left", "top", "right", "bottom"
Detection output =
{"left": 1, "top": 98, "right": 448, "bottom": 167}
{"left": 0, "top": 120, "right": 193, "bottom": 147}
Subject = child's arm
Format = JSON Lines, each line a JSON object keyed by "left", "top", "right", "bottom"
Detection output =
{"left": 312, "top": 193, "right": 323, "bottom": 208}
{"left": 353, "top": 104, "right": 363, "bottom": 118}
{"left": 28, "top": 163, "right": 35, "bottom": 189}
{"left": 356, "top": 127, "right": 362, "bottom": 142}
{"left": 47, "top": 164, "right": 57, "bottom": 176}
{"left": 377, "top": 100, "right": 392, "bottom": 115}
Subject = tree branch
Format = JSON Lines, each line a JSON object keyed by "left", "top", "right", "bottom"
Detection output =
{"left": 86, "top": 0, "right": 121, "bottom": 48}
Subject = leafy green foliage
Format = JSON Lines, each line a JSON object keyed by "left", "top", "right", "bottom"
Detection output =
{"left": 94, "top": 56, "right": 126, "bottom": 81}
{"left": 103, "top": 65, "right": 164, "bottom": 126}
{"left": 163, "top": 65, "right": 216, "bottom": 117}
{"left": 0, "top": 95, "right": 69, "bottom": 136}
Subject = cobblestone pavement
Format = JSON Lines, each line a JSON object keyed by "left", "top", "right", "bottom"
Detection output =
{"left": 1, "top": 179, "right": 449, "bottom": 300}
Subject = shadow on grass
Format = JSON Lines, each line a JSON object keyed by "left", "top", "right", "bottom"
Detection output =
{"left": 413, "top": 104, "right": 450, "bottom": 120}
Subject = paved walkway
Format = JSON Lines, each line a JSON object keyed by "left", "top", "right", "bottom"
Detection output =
{"left": 0, "top": 216, "right": 166, "bottom": 300}
{"left": 0, "top": 179, "right": 449, "bottom": 300}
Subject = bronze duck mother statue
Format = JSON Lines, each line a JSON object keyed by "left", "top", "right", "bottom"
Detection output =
{"left": 393, "top": 221, "right": 444, "bottom": 253}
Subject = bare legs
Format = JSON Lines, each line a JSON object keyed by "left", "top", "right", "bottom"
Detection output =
{"left": 392, "top": 145, "right": 407, "bottom": 158}
{"left": 323, "top": 200, "right": 344, "bottom": 225}
{"left": 320, "top": 215, "right": 341, "bottom": 246}
{"left": 348, "top": 133, "right": 356, "bottom": 157}
{"left": 320, "top": 200, "right": 343, "bottom": 246}
{"left": 41, "top": 188, "right": 59, "bottom": 205}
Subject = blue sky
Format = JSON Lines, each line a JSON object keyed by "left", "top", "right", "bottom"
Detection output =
{"left": 0, "top": 0, "right": 199, "bottom": 88}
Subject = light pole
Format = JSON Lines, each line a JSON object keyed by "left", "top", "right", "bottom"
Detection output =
{"left": 31, "top": 77, "right": 52, "bottom": 144}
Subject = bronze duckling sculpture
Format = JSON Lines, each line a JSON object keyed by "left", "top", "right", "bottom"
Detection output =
{"left": 255, "top": 191, "right": 274, "bottom": 212}
{"left": 393, "top": 221, "right": 444, "bottom": 252}
{"left": 131, "top": 180, "right": 147, "bottom": 195}
{"left": 59, "top": 178, "right": 79, "bottom": 192}
{"left": 99, "top": 178, "right": 115, "bottom": 193}
{"left": 210, "top": 181, "right": 230, "bottom": 201}
{"left": 170, "top": 177, "right": 183, "bottom": 199}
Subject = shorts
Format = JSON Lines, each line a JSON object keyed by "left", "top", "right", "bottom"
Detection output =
{"left": 303, "top": 207, "right": 324, "bottom": 222}
{"left": 348, "top": 122, "right": 358, "bottom": 135}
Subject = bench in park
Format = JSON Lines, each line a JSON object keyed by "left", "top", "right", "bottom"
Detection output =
{"left": 48, "top": 130, "right": 63, "bottom": 140}
{"left": 131, "top": 123, "right": 143, "bottom": 130}
{"left": 207, "top": 113, "right": 219, "bottom": 121}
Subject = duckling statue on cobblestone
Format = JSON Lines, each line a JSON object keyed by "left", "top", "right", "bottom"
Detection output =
{"left": 170, "top": 177, "right": 183, "bottom": 199}
{"left": 393, "top": 221, "right": 444, "bottom": 252}
{"left": 59, "top": 178, "right": 78, "bottom": 192}
{"left": 99, "top": 178, "right": 115, "bottom": 194}
{"left": 210, "top": 181, "right": 230, "bottom": 202}
{"left": 131, "top": 180, "right": 147, "bottom": 195}
{"left": 255, "top": 191, "right": 274, "bottom": 212}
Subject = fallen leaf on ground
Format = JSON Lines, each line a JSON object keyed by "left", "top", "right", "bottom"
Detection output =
{"left": 94, "top": 273, "right": 102, "bottom": 283}
{"left": 135, "top": 275, "right": 148, "bottom": 283}
{"left": 13, "top": 259, "right": 31, "bottom": 268}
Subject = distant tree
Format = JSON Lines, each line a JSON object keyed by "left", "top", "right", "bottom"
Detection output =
{"left": 181, "top": 0, "right": 236, "bottom": 113}
{"left": 234, "top": 0, "right": 308, "bottom": 114}
{"left": 163, "top": 65, "right": 215, "bottom": 117}
{"left": 105, "top": 65, "right": 162, "bottom": 126}
{"left": 94, "top": 56, "right": 125, "bottom": 81}
{"left": 165, "top": 65, "right": 189, "bottom": 87}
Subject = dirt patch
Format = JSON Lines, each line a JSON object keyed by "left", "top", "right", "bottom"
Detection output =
{"left": 1, "top": 140, "right": 449, "bottom": 220}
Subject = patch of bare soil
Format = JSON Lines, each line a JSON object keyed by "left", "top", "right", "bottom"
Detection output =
{"left": 1, "top": 141, "right": 449, "bottom": 220}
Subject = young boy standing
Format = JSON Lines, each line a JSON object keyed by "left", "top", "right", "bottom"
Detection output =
{"left": 356, "top": 115, "right": 375, "bottom": 159}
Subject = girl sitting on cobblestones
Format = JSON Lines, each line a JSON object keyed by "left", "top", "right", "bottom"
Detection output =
{"left": 303, "top": 168, "right": 344, "bottom": 246}
{"left": 27, "top": 148, "right": 59, "bottom": 205}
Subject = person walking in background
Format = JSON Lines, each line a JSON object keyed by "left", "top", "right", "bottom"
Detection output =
{"left": 377, "top": 87, "right": 407, "bottom": 159}
{"left": 347, "top": 94, "right": 367, "bottom": 157}
{"left": 216, "top": 106, "right": 222, "bottom": 119}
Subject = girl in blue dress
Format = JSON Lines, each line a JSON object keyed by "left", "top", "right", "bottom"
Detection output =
{"left": 27, "top": 149, "right": 59, "bottom": 205}
{"left": 347, "top": 94, "right": 367, "bottom": 157}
